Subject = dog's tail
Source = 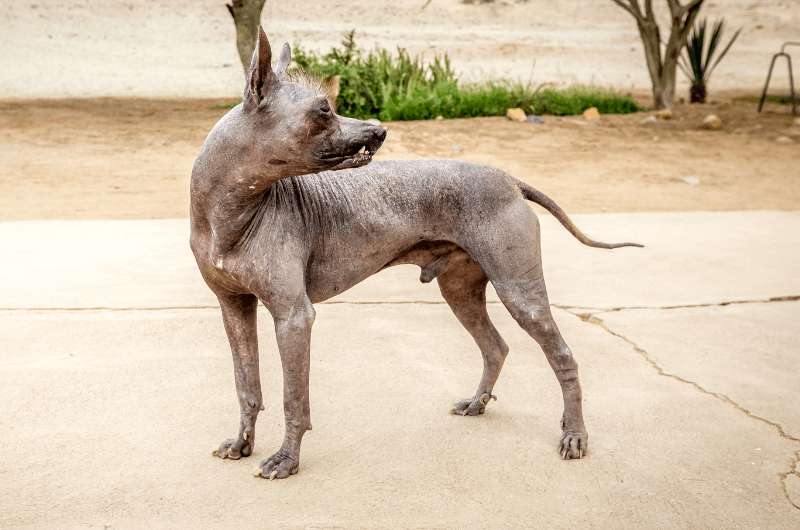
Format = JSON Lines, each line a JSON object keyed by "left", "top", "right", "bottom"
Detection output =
{"left": 515, "top": 179, "right": 644, "bottom": 249}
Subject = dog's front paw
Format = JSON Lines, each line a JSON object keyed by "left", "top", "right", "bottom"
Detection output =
{"left": 212, "top": 435, "right": 253, "bottom": 460}
{"left": 254, "top": 449, "right": 299, "bottom": 480}
{"left": 559, "top": 430, "right": 587, "bottom": 460}
{"left": 450, "top": 392, "right": 496, "bottom": 416}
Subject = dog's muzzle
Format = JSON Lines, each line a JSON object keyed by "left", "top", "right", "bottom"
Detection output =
{"left": 325, "top": 125, "right": 387, "bottom": 170}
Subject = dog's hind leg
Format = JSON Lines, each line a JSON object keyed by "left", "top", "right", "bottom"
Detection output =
{"left": 471, "top": 201, "right": 587, "bottom": 459}
{"left": 213, "top": 293, "right": 263, "bottom": 460}
{"left": 437, "top": 253, "right": 509, "bottom": 416}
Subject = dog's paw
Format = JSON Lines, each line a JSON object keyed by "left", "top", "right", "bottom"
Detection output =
{"left": 559, "top": 431, "right": 587, "bottom": 460}
{"left": 212, "top": 436, "right": 252, "bottom": 460}
{"left": 254, "top": 449, "right": 299, "bottom": 480}
{"left": 450, "top": 392, "right": 496, "bottom": 416}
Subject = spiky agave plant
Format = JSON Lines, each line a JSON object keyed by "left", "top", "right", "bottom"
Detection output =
{"left": 679, "top": 18, "right": 742, "bottom": 104}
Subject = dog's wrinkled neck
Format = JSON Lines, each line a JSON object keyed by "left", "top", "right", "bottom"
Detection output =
{"left": 192, "top": 165, "right": 287, "bottom": 260}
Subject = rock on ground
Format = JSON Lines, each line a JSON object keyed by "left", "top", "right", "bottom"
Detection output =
{"left": 506, "top": 107, "right": 527, "bottom": 122}
{"left": 703, "top": 114, "right": 722, "bottom": 130}
{"left": 583, "top": 107, "right": 600, "bottom": 120}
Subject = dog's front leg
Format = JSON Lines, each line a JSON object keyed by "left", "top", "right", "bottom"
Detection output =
{"left": 212, "top": 293, "right": 263, "bottom": 460}
{"left": 255, "top": 295, "right": 315, "bottom": 479}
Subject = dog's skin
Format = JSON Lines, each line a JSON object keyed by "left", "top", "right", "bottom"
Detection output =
{"left": 190, "top": 27, "right": 642, "bottom": 480}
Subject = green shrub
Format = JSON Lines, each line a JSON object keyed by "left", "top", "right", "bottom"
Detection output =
{"left": 291, "top": 31, "right": 639, "bottom": 120}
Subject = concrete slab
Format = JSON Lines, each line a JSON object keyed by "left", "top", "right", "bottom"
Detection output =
{"left": 599, "top": 301, "right": 800, "bottom": 511}
{"left": 2, "top": 211, "right": 799, "bottom": 310}
{"left": 601, "top": 302, "right": 800, "bottom": 442}
{"left": 1, "top": 304, "right": 799, "bottom": 529}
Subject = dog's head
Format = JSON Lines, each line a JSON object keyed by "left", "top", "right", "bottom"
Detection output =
{"left": 239, "top": 27, "right": 386, "bottom": 177}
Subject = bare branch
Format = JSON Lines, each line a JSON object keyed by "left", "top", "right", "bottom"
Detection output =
{"left": 676, "top": 0, "right": 704, "bottom": 44}
{"left": 666, "top": 0, "right": 680, "bottom": 16}
{"left": 628, "top": 0, "right": 644, "bottom": 17}
{"left": 610, "top": 0, "right": 639, "bottom": 19}
{"left": 644, "top": 0, "right": 654, "bottom": 20}
{"left": 667, "top": 0, "right": 704, "bottom": 17}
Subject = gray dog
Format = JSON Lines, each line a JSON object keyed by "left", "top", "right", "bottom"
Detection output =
{"left": 190, "top": 28, "right": 641, "bottom": 480}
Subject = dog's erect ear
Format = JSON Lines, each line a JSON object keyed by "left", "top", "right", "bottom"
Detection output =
{"left": 275, "top": 42, "right": 291, "bottom": 77}
{"left": 245, "top": 26, "right": 277, "bottom": 107}
{"left": 323, "top": 74, "right": 341, "bottom": 110}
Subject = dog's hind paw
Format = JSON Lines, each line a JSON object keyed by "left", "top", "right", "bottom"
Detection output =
{"left": 450, "top": 392, "right": 496, "bottom": 416}
{"left": 559, "top": 431, "right": 587, "bottom": 460}
{"left": 212, "top": 436, "right": 253, "bottom": 460}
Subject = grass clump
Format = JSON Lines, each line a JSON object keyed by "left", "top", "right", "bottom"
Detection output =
{"left": 292, "top": 31, "right": 639, "bottom": 121}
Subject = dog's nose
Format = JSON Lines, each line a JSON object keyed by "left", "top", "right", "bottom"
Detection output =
{"left": 372, "top": 126, "right": 387, "bottom": 142}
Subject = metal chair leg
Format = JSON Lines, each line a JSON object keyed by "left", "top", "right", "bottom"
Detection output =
{"left": 787, "top": 54, "right": 797, "bottom": 116}
{"left": 758, "top": 42, "right": 800, "bottom": 116}
{"left": 757, "top": 54, "right": 781, "bottom": 113}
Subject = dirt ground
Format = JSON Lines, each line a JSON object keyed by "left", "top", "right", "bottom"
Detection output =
{"left": 1, "top": 96, "right": 798, "bottom": 220}
{"left": 2, "top": 0, "right": 799, "bottom": 98}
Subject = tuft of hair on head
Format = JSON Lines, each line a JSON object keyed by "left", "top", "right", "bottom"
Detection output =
{"left": 285, "top": 69, "right": 340, "bottom": 109}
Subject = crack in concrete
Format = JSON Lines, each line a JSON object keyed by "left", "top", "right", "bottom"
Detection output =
{"left": 563, "top": 307, "right": 800, "bottom": 512}
{"left": 553, "top": 294, "right": 800, "bottom": 315}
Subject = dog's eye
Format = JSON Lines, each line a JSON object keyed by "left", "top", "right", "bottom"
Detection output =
{"left": 316, "top": 99, "right": 332, "bottom": 117}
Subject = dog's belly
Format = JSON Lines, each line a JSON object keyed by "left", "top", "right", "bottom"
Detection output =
{"left": 303, "top": 228, "right": 441, "bottom": 303}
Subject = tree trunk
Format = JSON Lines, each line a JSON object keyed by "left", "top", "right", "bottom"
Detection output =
{"left": 656, "top": 53, "right": 678, "bottom": 109}
{"left": 226, "top": 0, "right": 267, "bottom": 74}
{"left": 612, "top": 1, "right": 705, "bottom": 110}
{"left": 636, "top": 19, "right": 674, "bottom": 110}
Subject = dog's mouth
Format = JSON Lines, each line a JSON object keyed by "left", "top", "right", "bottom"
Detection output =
{"left": 320, "top": 137, "right": 384, "bottom": 171}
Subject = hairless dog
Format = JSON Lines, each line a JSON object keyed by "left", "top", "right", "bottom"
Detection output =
{"left": 190, "top": 27, "right": 642, "bottom": 480}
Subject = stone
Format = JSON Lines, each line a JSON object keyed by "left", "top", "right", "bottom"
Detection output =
{"left": 506, "top": 108, "right": 527, "bottom": 122}
{"left": 435, "top": 115, "right": 444, "bottom": 121}
{"left": 526, "top": 115, "right": 544, "bottom": 124}
{"left": 702, "top": 114, "right": 722, "bottom": 130}
{"left": 656, "top": 109, "right": 673, "bottom": 120}
{"left": 776, "top": 136, "right": 793, "bottom": 144}
{"left": 583, "top": 107, "right": 600, "bottom": 120}
{"left": 641, "top": 116, "right": 658, "bottom": 126}
{"left": 680, "top": 175, "right": 700, "bottom": 186}
{"left": 793, "top": 117, "right": 800, "bottom": 127}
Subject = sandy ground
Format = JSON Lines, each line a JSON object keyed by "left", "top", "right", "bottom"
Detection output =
{"left": 2, "top": 0, "right": 799, "bottom": 98}
{"left": 1, "top": 96, "right": 799, "bottom": 220}
{"left": 2, "top": 213, "right": 799, "bottom": 529}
